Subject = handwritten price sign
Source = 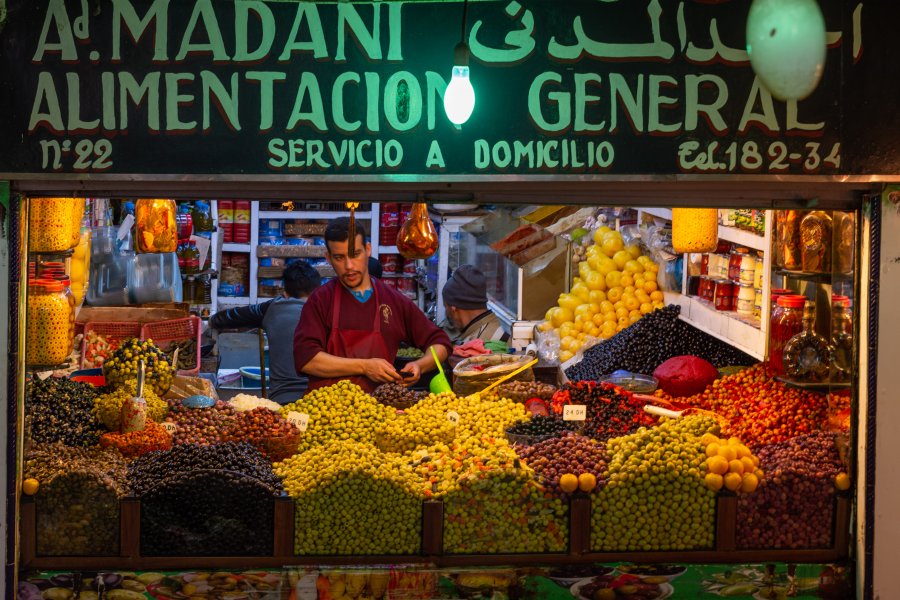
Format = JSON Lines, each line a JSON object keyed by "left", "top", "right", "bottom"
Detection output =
{"left": 287, "top": 411, "right": 310, "bottom": 432}
{"left": 563, "top": 405, "right": 587, "bottom": 421}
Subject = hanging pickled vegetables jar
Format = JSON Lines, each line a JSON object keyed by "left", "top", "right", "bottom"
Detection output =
{"left": 26, "top": 280, "right": 73, "bottom": 366}
{"left": 28, "top": 198, "right": 85, "bottom": 253}
{"left": 135, "top": 199, "right": 178, "bottom": 253}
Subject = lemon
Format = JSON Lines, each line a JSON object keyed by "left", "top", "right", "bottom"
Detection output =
{"left": 578, "top": 473, "right": 598, "bottom": 493}
{"left": 22, "top": 478, "right": 39, "bottom": 495}
{"left": 559, "top": 473, "right": 579, "bottom": 493}
{"left": 723, "top": 472, "right": 743, "bottom": 492}
{"left": 834, "top": 472, "right": 851, "bottom": 491}
{"left": 740, "top": 472, "right": 760, "bottom": 493}
{"left": 704, "top": 473, "right": 724, "bottom": 491}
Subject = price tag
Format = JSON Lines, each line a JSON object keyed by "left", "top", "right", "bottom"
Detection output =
{"left": 287, "top": 411, "right": 310, "bottom": 432}
{"left": 446, "top": 411, "right": 460, "bottom": 426}
{"left": 563, "top": 404, "right": 587, "bottom": 421}
{"left": 161, "top": 422, "right": 178, "bottom": 435}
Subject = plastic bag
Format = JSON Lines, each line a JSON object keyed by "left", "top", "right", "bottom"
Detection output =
{"left": 452, "top": 354, "right": 535, "bottom": 397}
{"left": 534, "top": 324, "right": 560, "bottom": 363}
{"left": 642, "top": 224, "right": 681, "bottom": 292}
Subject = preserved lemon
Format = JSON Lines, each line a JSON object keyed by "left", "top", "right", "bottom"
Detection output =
{"left": 672, "top": 208, "right": 718, "bottom": 253}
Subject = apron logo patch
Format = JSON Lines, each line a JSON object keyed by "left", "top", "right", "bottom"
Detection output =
{"left": 380, "top": 304, "right": 392, "bottom": 325}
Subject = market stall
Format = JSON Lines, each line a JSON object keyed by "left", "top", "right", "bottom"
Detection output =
{"left": 4, "top": 0, "right": 900, "bottom": 598}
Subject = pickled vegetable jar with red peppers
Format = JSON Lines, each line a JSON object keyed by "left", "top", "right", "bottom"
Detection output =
{"left": 135, "top": 198, "right": 177, "bottom": 253}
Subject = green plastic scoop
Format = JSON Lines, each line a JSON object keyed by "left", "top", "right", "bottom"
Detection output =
{"left": 429, "top": 346, "right": 452, "bottom": 394}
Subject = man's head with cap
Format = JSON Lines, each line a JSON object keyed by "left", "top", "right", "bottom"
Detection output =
{"left": 443, "top": 265, "right": 489, "bottom": 329}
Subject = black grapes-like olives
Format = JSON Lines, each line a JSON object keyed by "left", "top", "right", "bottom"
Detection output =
{"left": 26, "top": 377, "right": 103, "bottom": 447}
{"left": 506, "top": 415, "right": 574, "bottom": 437}
{"left": 566, "top": 305, "right": 754, "bottom": 382}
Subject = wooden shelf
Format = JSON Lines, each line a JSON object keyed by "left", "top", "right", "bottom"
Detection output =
{"left": 638, "top": 208, "right": 767, "bottom": 251}
{"left": 216, "top": 296, "right": 251, "bottom": 305}
{"left": 379, "top": 245, "right": 399, "bottom": 254}
{"left": 259, "top": 211, "right": 375, "bottom": 220}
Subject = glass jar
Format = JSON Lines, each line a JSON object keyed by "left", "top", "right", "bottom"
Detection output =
{"left": 29, "top": 197, "right": 85, "bottom": 253}
{"left": 135, "top": 199, "right": 178, "bottom": 253}
{"left": 753, "top": 253, "right": 765, "bottom": 289}
{"left": 769, "top": 295, "right": 807, "bottom": 376}
{"left": 52, "top": 275, "right": 77, "bottom": 357}
{"left": 26, "top": 279, "right": 73, "bottom": 366}
{"left": 728, "top": 250, "right": 744, "bottom": 282}
{"left": 832, "top": 211, "right": 855, "bottom": 273}
{"left": 753, "top": 288, "right": 763, "bottom": 319}
{"left": 783, "top": 303, "right": 832, "bottom": 382}
{"left": 739, "top": 253, "right": 757, "bottom": 286}
{"left": 713, "top": 278, "right": 734, "bottom": 311}
{"left": 775, "top": 210, "right": 802, "bottom": 270}
{"left": 800, "top": 210, "right": 833, "bottom": 273}
{"left": 736, "top": 284, "right": 755, "bottom": 316}
{"left": 831, "top": 296, "right": 853, "bottom": 382}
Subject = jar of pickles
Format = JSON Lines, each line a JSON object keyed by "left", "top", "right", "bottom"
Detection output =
{"left": 769, "top": 295, "right": 806, "bottom": 376}
{"left": 28, "top": 198, "right": 85, "bottom": 253}
{"left": 26, "top": 279, "right": 74, "bottom": 366}
{"left": 135, "top": 199, "right": 178, "bottom": 253}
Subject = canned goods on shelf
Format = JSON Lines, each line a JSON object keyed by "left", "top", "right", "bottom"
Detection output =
{"left": 736, "top": 284, "right": 755, "bottom": 316}
{"left": 713, "top": 278, "right": 734, "bottom": 311}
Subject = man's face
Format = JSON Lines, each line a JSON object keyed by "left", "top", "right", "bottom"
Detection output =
{"left": 326, "top": 235, "right": 370, "bottom": 290}
{"left": 445, "top": 304, "right": 462, "bottom": 329}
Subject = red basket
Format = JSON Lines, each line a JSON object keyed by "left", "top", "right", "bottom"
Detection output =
{"left": 80, "top": 321, "right": 142, "bottom": 369}
{"left": 140, "top": 316, "right": 202, "bottom": 375}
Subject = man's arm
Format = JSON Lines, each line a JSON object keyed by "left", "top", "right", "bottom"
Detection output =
{"left": 301, "top": 351, "right": 402, "bottom": 384}
{"left": 209, "top": 300, "right": 271, "bottom": 330}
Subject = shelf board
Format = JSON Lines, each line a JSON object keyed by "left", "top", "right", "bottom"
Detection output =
{"left": 664, "top": 291, "right": 765, "bottom": 360}
{"left": 216, "top": 296, "right": 251, "bottom": 305}
{"left": 259, "top": 211, "right": 375, "bottom": 220}
{"left": 717, "top": 224, "right": 767, "bottom": 252}
{"left": 222, "top": 243, "right": 251, "bottom": 252}
{"left": 379, "top": 246, "right": 399, "bottom": 254}
{"left": 639, "top": 207, "right": 673, "bottom": 221}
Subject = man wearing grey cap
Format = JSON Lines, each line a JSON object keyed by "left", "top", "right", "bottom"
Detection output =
{"left": 442, "top": 265, "right": 509, "bottom": 345}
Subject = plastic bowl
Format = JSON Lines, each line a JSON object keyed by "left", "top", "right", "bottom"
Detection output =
{"left": 239, "top": 366, "right": 270, "bottom": 389}
{"left": 600, "top": 370, "right": 659, "bottom": 394}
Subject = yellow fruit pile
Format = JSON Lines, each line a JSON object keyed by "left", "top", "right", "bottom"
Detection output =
{"left": 542, "top": 227, "right": 664, "bottom": 362}
{"left": 701, "top": 433, "right": 764, "bottom": 493}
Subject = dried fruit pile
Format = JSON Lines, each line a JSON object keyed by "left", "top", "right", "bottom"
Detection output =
{"left": 655, "top": 364, "right": 831, "bottom": 448}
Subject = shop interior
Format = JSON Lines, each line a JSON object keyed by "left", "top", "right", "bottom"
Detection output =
{"left": 15, "top": 192, "right": 864, "bottom": 599}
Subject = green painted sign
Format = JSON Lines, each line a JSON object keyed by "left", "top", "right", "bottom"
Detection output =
{"left": 0, "top": 0, "right": 894, "bottom": 176}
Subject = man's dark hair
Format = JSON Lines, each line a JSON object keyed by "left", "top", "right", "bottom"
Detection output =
{"left": 324, "top": 216, "right": 367, "bottom": 250}
{"left": 283, "top": 260, "right": 322, "bottom": 298}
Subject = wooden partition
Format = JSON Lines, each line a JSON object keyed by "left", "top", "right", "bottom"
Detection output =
{"left": 19, "top": 493, "right": 852, "bottom": 570}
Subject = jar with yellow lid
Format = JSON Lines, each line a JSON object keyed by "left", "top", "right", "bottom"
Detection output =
{"left": 28, "top": 198, "right": 85, "bottom": 253}
{"left": 26, "top": 279, "right": 73, "bottom": 366}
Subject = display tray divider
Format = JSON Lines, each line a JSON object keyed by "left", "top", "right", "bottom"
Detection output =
{"left": 715, "top": 493, "right": 738, "bottom": 551}
{"left": 18, "top": 492, "right": 852, "bottom": 570}
{"left": 569, "top": 495, "right": 591, "bottom": 554}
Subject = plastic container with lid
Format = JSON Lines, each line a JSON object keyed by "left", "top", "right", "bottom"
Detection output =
{"left": 218, "top": 200, "right": 234, "bottom": 242}
{"left": 28, "top": 197, "right": 86, "bottom": 253}
{"left": 26, "top": 279, "right": 74, "bottom": 366}
{"left": 775, "top": 210, "right": 802, "bottom": 270}
{"left": 739, "top": 253, "right": 757, "bottom": 286}
{"left": 800, "top": 210, "right": 833, "bottom": 273}
{"left": 135, "top": 199, "right": 178, "bottom": 253}
{"left": 769, "top": 295, "right": 807, "bottom": 375}
{"left": 600, "top": 370, "right": 659, "bottom": 394}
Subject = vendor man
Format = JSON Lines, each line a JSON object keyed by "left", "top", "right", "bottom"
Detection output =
{"left": 442, "top": 265, "right": 510, "bottom": 345}
{"left": 294, "top": 218, "right": 451, "bottom": 392}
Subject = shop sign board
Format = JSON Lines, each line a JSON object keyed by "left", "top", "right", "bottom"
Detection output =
{"left": 0, "top": 0, "right": 894, "bottom": 177}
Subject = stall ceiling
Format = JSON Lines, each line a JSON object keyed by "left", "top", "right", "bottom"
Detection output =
{"left": 9, "top": 177, "right": 874, "bottom": 210}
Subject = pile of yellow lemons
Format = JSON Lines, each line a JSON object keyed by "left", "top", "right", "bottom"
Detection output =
{"left": 542, "top": 227, "right": 664, "bottom": 362}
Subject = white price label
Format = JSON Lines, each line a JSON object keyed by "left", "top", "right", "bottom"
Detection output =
{"left": 161, "top": 422, "right": 178, "bottom": 435}
{"left": 563, "top": 404, "right": 587, "bottom": 421}
{"left": 287, "top": 411, "right": 310, "bottom": 432}
{"left": 446, "top": 411, "right": 460, "bottom": 425}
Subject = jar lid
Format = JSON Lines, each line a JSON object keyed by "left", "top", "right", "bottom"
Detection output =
{"left": 776, "top": 294, "right": 807, "bottom": 308}
{"left": 771, "top": 288, "right": 793, "bottom": 296}
{"left": 832, "top": 295, "right": 851, "bottom": 307}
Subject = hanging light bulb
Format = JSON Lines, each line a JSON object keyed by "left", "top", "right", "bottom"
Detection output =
{"left": 444, "top": 0, "right": 475, "bottom": 125}
{"left": 746, "top": 0, "right": 826, "bottom": 101}
{"left": 444, "top": 43, "right": 475, "bottom": 125}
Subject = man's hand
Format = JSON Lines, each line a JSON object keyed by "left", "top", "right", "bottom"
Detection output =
{"left": 397, "top": 362, "right": 422, "bottom": 387}
{"left": 362, "top": 358, "right": 403, "bottom": 383}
